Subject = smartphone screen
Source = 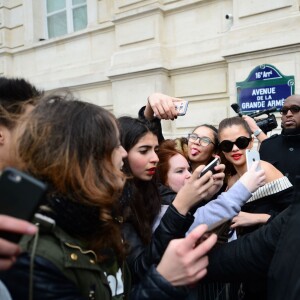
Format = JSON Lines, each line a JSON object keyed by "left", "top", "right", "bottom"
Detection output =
{"left": 0, "top": 167, "right": 47, "bottom": 243}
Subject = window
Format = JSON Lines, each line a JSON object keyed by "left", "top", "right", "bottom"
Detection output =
{"left": 46, "top": 0, "right": 87, "bottom": 39}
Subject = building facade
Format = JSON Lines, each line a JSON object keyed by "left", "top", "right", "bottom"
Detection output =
{"left": 1, "top": 0, "right": 300, "bottom": 137}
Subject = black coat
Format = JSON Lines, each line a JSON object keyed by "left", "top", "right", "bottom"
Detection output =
{"left": 122, "top": 204, "right": 194, "bottom": 286}
{"left": 206, "top": 178, "right": 300, "bottom": 300}
{"left": 259, "top": 128, "right": 300, "bottom": 186}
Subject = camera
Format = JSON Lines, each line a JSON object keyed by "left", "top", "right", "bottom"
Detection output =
{"left": 231, "top": 104, "right": 278, "bottom": 134}
{"left": 251, "top": 111, "right": 277, "bottom": 134}
{"left": 225, "top": 14, "right": 233, "bottom": 20}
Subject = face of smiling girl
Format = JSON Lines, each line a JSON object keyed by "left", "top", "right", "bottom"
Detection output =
{"left": 219, "top": 124, "right": 253, "bottom": 169}
{"left": 127, "top": 132, "right": 159, "bottom": 181}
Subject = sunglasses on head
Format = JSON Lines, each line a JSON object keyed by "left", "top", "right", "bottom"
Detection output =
{"left": 279, "top": 105, "right": 300, "bottom": 115}
{"left": 219, "top": 136, "right": 252, "bottom": 153}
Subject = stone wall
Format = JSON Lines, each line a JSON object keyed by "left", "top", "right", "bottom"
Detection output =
{"left": 0, "top": 0, "right": 299, "bottom": 137}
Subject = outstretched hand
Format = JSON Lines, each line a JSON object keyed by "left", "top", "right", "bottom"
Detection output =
{"left": 145, "top": 93, "right": 184, "bottom": 120}
{"left": 156, "top": 224, "right": 217, "bottom": 286}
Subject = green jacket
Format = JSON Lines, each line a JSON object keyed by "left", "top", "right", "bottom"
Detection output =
{"left": 20, "top": 214, "right": 131, "bottom": 300}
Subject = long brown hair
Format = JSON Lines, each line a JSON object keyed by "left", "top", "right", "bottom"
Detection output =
{"left": 16, "top": 93, "right": 126, "bottom": 261}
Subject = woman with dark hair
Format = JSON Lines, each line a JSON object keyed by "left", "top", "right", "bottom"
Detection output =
{"left": 2, "top": 93, "right": 217, "bottom": 300}
{"left": 217, "top": 116, "right": 294, "bottom": 299}
{"left": 118, "top": 116, "right": 220, "bottom": 285}
{"left": 187, "top": 124, "right": 219, "bottom": 172}
{"left": 218, "top": 116, "right": 293, "bottom": 233}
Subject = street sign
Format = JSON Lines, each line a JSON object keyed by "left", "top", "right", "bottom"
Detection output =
{"left": 236, "top": 64, "right": 295, "bottom": 114}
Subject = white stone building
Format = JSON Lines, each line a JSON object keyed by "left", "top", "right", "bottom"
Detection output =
{"left": 1, "top": 0, "right": 300, "bottom": 137}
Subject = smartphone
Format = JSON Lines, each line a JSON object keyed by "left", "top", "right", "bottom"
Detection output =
{"left": 206, "top": 218, "right": 231, "bottom": 234}
{"left": 199, "top": 157, "right": 220, "bottom": 178}
{"left": 0, "top": 167, "right": 47, "bottom": 243}
{"left": 246, "top": 149, "right": 261, "bottom": 171}
{"left": 195, "top": 218, "right": 231, "bottom": 245}
{"left": 174, "top": 100, "right": 189, "bottom": 116}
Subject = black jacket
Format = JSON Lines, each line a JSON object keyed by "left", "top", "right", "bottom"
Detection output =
{"left": 122, "top": 204, "right": 194, "bottom": 285}
{"left": 206, "top": 178, "right": 300, "bottom": 300}
{"left": 259, "top": 128, "right": 300, "bottom": 186}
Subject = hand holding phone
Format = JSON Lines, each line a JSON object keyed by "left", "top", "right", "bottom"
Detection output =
{"left": 0, "top": 167, "right": 47, "bottom": 243}
{"left": 199, "top": 157, "right": 220, "bottom": 178}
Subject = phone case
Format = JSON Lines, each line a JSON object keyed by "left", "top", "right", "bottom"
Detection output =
{"left": 0, "top": 167, "right": 48, "bottom": 243}
{"left": 246, "top": 149, "right": 261, "bottom": 171}
{"left": 199, "top": 157, "right": 220, "bottom": 177}
{"left": 175, "top": 100, "right": 189, "bottom": 116}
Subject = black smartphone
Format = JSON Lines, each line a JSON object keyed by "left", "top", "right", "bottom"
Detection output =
{"left": 0, "top": 167, "right": 47, "bottom": 243}
{"left": 195, "top": 218, "right": 231, "bottom": 246}
{"left": 199, "top": 157, "right": 220, "bottom": 178}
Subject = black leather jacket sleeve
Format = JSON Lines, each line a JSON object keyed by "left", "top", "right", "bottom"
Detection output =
{"left": 2, "top": 254, "right": 85, "bottom": 300}
{"left": 130, "top": 265, "right": 188, "bottom": 300}
{"left": 123, "top": 204, "right": 194, "bottom": 283}
{"left": 206, "top": 206, "right": 290, "bottom": 282}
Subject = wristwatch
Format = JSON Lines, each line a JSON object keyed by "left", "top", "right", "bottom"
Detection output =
{"left": 253, "top": 129, "right": 262, "bottom": 137}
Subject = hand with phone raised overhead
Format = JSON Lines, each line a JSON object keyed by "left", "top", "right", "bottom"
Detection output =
{"left": 239, "top": 161, "right": 266, "bottom": 193}
{"left": 0, "top": 215, "right": 37, "bottom": 270}
{"left": 145, "top": 92, "right": 187, "bottom": 120}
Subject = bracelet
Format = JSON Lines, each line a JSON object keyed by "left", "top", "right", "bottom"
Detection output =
{"left": 253, "top": 129, "right": 262, "bottom": 137}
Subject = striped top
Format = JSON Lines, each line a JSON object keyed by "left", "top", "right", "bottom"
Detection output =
{"left": 247, "top": 176, "right": 293, "bottom": 203}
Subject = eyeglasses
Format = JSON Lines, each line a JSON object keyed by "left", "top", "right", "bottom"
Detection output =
{"left": 219, "top": 136, "right": 252, "bottom": 153}
{"left": 280, "top": 105, "right": 300, "bottom": 115}
{"left": 188, "top": 133, "right": 215, "bottom": 147}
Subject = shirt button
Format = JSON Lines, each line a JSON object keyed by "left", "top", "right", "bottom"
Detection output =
{"left": 70, "top": 253, "right": 78, "bottom": 261}
{"left": 289, "top": 147, "right": 294, "bottom": 151}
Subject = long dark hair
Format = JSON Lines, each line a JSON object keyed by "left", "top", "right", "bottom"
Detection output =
{"left": 16, "top": 93, "right": 126, "bottom": 261}
{"left": 118, "top": 116, "right": 161, "bottom": 244}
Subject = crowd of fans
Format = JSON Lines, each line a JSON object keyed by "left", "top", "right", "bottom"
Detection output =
{"left": 0, "top": 77, "right": 299, "bottom": 300}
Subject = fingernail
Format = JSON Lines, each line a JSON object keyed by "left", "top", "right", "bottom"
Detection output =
{"left": 26, "top": 225, "right": 37, "bottom": 234}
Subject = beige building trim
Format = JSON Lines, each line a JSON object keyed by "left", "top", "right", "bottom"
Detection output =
{"left": 1, "top": 0, "right": 299, "bottom": 137}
